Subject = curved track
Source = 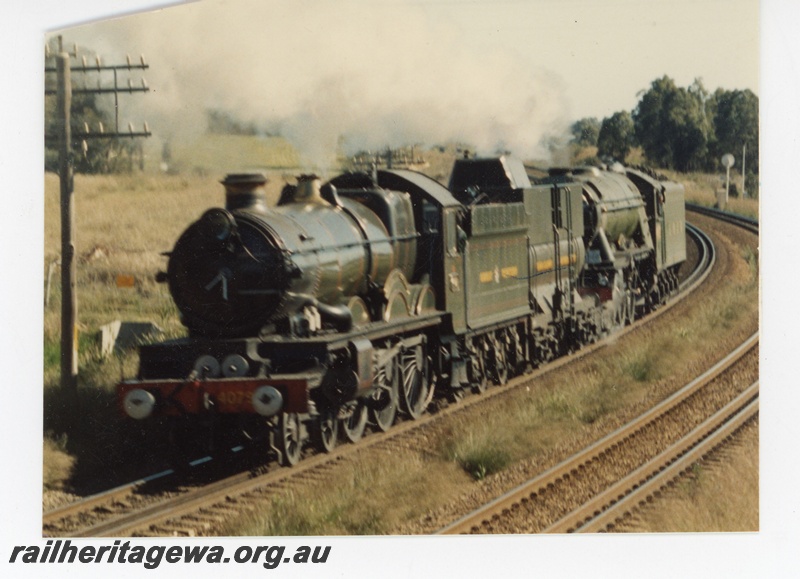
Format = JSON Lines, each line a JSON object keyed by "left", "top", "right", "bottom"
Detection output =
{"left": 43, "top": 220, "right": 716, "bottom": 537}
{"left": 551, "top": 381, "right": 758, "bottom": 533}
{"left": 436, "top": 206, "right": 758, "bottom": 534}
{"left": 686, "top": 203, "right": 758, "bottom": 233}
{"left": 437, "top": 334, "right": 757, "bottom": 534}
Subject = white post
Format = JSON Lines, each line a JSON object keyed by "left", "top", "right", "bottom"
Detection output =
{"left": 725, "top": 165, "right": 730, "bottom": 205}
{"left": 741, "top": 143, "right": 747, "bottom": 198}
{"left": 721, "top": 153, "right": 735, "bottom": 208}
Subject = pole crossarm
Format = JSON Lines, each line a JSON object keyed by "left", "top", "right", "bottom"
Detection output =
{"left": 44, "top": 132, "right": 154, "bottom": 144}
{"left": 46, "top": 86, "right": 150, "bottom": 95}
{"left": 44, "top": 63, "right": 149, "bottom": 73}
{"left": 75, "top": 131, "right": 152, "bottom": 139}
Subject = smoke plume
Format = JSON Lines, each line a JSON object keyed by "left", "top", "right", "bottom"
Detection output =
{"left": 60, "top": 0, "right": 570, "bottom": 170}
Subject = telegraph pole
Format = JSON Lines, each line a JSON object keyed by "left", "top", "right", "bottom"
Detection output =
{"left": 46, "top": 37, "right": 151, "bottom": 393}
{"left": 56, "top": 46, "right": 77, "bottom": 392}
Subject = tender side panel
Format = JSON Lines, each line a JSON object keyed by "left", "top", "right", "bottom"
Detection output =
{"left": 661, "top": 181, "right": 687, "bottom": 269}
{"left": 625, "top": 169, "right": 686, "bottom": 271}
{"left": 464, "top": 203, "right": 530, "bottom": 328}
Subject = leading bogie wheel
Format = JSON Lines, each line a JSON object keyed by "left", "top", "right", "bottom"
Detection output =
{"left": 339, "top": 401, "right": 368, "bottom": 443}
{"left": 277, "top": 412, "right": 303, "bottom": 467}
{"left": 311, "top": 408, "right": 338, "bottom": 453}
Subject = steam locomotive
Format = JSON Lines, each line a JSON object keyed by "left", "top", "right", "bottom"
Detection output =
{"left": 118, "top": 156, "right": 686, "bottom": 465}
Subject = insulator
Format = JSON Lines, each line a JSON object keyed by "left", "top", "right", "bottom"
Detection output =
{"left": 141, "top": 78, "right": 148, "bottom": 90}
{"left": 144, "top": 122, "right": 150, "bottom": 133}
{"left": 126, "top": 54, "right": 131, "bottom": 67}
{"left": 140, "top": 54, "right": 146, "bottom": 66}
{"left": 128, "top": 122, "right": 134, "bottom": 133}
{"left": 82, "top": 55, "right": 87, "bottom": 68}
{"left": 95, "top": 55, "right": 101, "bottom": 69}
{"left": 83, "top": 122, "right": 89, "bottom": 133}
{"left": 128, "top": 78, "right": 132, "bottom": 89}
{"left": 81, "top": 140, "right": 88, "bottom": 157}
{"left": 98, "top": 122, "right": 104, "bottom": 134}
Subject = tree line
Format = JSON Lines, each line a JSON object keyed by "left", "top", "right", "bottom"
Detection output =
{"left": 570, "top": 76, "right": 758, "bottom": 192}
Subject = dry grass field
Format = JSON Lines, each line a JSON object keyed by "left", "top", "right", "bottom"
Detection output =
{"left": 663, "top": 169, "right": 759, "bottom": 220}
{"left": 42, "top": 136, "right": 758, "bottom": 533}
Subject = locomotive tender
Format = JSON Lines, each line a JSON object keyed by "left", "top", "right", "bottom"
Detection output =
{"left": 118, "top": 156, "right": 686, "bottom": 465}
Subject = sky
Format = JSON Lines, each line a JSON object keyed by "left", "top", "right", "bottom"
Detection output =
{"left": 2, "top": 2, "right": 800, "bottom": 578}
{"left": 422, "top": 0, "right": 759, "bottom": 117}
{"left": 34, "top": 0, "right": 760, "bottom": 166}
{"left": 50, "top": 0, "right": 760, "bottom": 118}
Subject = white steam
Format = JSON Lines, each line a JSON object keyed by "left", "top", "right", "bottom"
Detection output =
{"left": 60, "top": 0, "right": 570, "bottom": 170}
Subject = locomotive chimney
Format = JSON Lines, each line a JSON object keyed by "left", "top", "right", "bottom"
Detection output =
{"left": 221, "top": 173, "right": 269, "bottom": 212}
{"left": 294, "top": 174, "right": 329, "bottom": 205}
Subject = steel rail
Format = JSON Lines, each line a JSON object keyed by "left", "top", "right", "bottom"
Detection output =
{"left": 436, "top": 333, "right": 758, "bottom": 535}
{"left": 43, "top": 469, "right": 173, "bottom": 527}
{"left": 681, "top": 223, "right": 714, "bottom": 291}
{"left": 65, "top": 431, "right": 394, "bottom": 537}
{"left": 686, "top": 203, "right": 759, "bottom": 233}
{"left": 545, "top": 381, "right": 759, "bottom": 533}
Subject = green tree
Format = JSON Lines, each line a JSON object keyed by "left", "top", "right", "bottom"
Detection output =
{"left": 597, "top": 111, "right": 635, "bottom": 162}
{"left": 570, "top": 117, "right": 600, "bottom": 147}
{"left": 632, "top": 76, "right": 712, "bottom": 171}
{"left": 707, "top": 88, "right": 759, "bottom": 174}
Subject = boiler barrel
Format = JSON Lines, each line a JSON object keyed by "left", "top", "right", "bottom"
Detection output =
{"left": 261, "top": 198, "right": 397, "bottom": 309}
{"left": 582, "top": 172, "right": 647, "bottom": 242}
{"left": 167, "top": 182, "right": 404, "bottom": 336}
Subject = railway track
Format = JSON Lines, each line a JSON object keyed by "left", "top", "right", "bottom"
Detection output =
{"left": 43, "top": 469, "right": 173, "bottom": 535}
{"left": 435, "top": 206, "right": 758, "bottom": 534}
{"left": 436, "top": 333, "right": 758, "bottom": 534}
{"left": 42, "top": 451, "right": 255, "bottom": 536}
{"left": 548, "top": 381, "right": 758, "bottom": 533}
{"left": 686, "top": 203, "right": 759, "bottom": 234}
{"left": 43, "top": 220, "right": 715, "bottom": 537}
